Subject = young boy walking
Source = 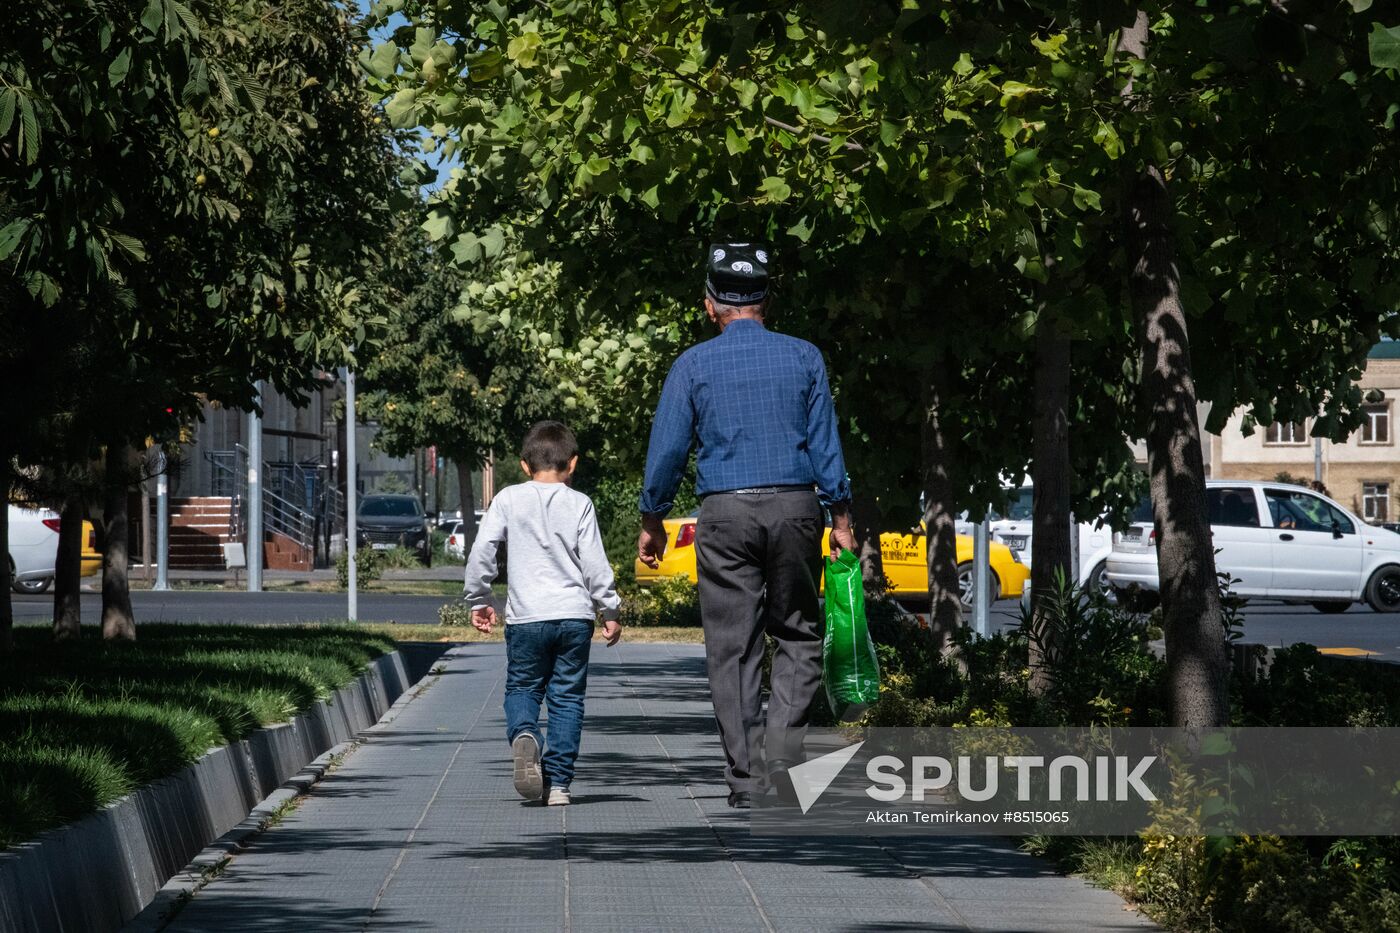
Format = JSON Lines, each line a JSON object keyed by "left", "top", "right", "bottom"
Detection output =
{"left": 463, "top": 421, "right": 622, "bottom": 806}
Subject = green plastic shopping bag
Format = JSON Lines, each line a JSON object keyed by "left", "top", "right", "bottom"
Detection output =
{"left": 822, "top": 549, "right": 881, "bottom": 721}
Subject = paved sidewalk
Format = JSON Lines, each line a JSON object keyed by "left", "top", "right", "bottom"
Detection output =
{"left": 151, "top": 644, "right": 1155, "bottom": 932}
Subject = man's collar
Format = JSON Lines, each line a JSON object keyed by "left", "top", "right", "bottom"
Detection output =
{"left": 720, "top": 317, "right": 766, "bottom": 335}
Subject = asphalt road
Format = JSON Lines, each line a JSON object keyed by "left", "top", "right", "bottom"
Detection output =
{"left": 13, "top": 590, "right": 1400, "bottom": 660}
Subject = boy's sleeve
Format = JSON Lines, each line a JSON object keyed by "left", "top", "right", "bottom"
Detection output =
{"left": 577, "top": 500, "right": 621, "bottom": 622}
{"left": 463, "top": 496, "right": 507, "bottom": 609}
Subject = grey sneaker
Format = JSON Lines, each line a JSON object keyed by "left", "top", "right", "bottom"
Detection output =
{"left": 547, "top": 786, "right": 571, "bottom": 806}
{"left": 511, "top": 733, "right": 544, "bottom": 800}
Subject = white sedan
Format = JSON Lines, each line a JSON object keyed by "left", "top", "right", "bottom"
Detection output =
{"left": 9, "top": 505, "right": 61, "bottom": 594}
{"left": 1107, "top": 481, "right": 1400, "bottom": 613}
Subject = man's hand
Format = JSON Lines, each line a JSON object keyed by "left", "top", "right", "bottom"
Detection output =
{"left": 601, "top": 619, "right": 622, "bottom": 647}
{"left": 471, "top": 605, "right": 496, "bottom": 634}
{"left": 829, "top": 505, "right": 856, "bottom": 556}
{"left": 638, "top": 514, "right": 668, "bottom": 569}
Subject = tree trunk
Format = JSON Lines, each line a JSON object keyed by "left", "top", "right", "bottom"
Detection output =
{"left": 921, "top": 368, "right": 963, "bottom": 652}
{"left": 53, "top": 494, "right": 84, "bottom": 641}
{"left": 1119, "top": 9, "right": 1228, "bottom": 729}
{"left": 1029, "top": 316, "right": 1073, "bottom": 693}
{"left": 850, "top": 492, "right": 887, "bottom": 595}
{"left": 456, "top": 460, "right": 478, "bottom": 562}
{"left": 101, "top": 445, "right": 136, "bottom": 641}
{"left": 0, "top": 471, "right": 12, "bottom": 655}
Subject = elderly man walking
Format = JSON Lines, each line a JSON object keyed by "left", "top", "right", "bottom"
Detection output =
{"left": 638, "top": 242, "right": 854, "bottom": 808}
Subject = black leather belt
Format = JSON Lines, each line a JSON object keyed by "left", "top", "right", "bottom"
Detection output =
{"left": 711, "top": 485, "right": 813, "bottom": 496}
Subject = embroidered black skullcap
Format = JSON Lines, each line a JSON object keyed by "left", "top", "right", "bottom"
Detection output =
{"left": 705, "top": 242, "right": 771, "bottom": 306}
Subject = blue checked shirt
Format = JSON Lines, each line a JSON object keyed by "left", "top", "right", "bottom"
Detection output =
{"left": 640, "top": 318, "right": 852, "bottom": 515}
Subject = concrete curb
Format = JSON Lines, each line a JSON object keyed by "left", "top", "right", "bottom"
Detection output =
{"left": 0, "top": 644, "right": 452, "bottom": 933}
{"left": 123, "top": 646, "right": 464, "bottom": 933}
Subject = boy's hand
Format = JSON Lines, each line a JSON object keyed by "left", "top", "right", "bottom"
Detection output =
{"left": 601, "top": 619, "right": 622, "bottom": 647}
{"left": 471, "top": 606, "right": 496, "bottom": 634}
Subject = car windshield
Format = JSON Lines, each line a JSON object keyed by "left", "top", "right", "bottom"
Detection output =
{"left": 988, "top": 487, "right": 1034, "bottom": 522}
{"left": 1130, "top": 495, "right": 1153, "bottom": 524}
{"left": 359, "top": 497, "right": 422, "bottom": 518}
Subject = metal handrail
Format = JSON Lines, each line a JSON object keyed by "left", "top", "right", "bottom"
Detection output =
{"left": 204, "top": 446, "right": 320, "bottom": 556}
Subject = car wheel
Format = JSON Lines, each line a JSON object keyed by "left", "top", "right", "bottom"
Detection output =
{"left": 1365, "top": 566, "right": 1400, "bottom": 612}
{"left": 956, "top": 561, "right": 1000, "bottom": 609}
{"left": 12, "top": 576, "right": 53, "bottom": 595}
{"left": 1087, "top": 560, "right": 1109, "bottom": 595}
{"left": 1311, "top": 601, "right": 1351, "bottom": 614}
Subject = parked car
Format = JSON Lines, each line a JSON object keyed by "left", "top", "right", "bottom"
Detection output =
{"left": 442, "top": 511, "right": 487, "bottom": 561}
{"left": 356, "top": 495, "right": 430, "bottom": 564}
{"left": 7, "top": 506, "right": 100, "bottom": 594}
{"left": 1106, "top": 480, "right": 1400, "bottom": 613}
{"left": 958, "top": 483, "right": 1116, "bottom": 592}
{"left": 634, "top": 513, "right": 1029, "bottom": 608}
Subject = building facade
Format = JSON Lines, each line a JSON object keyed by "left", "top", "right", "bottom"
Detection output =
{"left": 1207, "top": 342, "right": 1400, "bottom": 523}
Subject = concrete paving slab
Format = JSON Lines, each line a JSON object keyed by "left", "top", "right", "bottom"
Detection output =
{"left": 150, "top": 642, "right": 1157, "bottom": 933}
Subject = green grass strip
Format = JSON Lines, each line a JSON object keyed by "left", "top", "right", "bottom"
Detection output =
{"left": 0, "top": 623, "right": 396, "bottom": 850}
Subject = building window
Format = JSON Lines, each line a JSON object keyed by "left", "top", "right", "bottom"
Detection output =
{"left": 1361, "top": 403, "right": 1391, "bottom": 445}
{"left": 1264, "top": 421, "right": 1308, "bottom": 445}
{"left": 1364, "top": 483, "right": 1391, "bottom": 523}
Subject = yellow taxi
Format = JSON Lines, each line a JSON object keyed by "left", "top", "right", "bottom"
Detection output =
{"left": 81, "top": 520, "right": 101, "bottom": 577}
{"left": 635, "top": 515, "right": 1029, "bottom": 606}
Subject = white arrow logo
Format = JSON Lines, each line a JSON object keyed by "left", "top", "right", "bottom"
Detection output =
{"left": 789, "top": 741, "right": 864, "bottom": 814}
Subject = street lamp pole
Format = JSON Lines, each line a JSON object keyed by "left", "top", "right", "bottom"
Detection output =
{"left": 154, "top": 455, "right": 170, "bottom": 592}
{"left": 247, "top": 381, "right": 263, "bottom": 592}
{"left": 343, "top": 365, "right": 358, "bottom": 622}
{"left": 973, "top": 509, "right": 990, "bottom": 638}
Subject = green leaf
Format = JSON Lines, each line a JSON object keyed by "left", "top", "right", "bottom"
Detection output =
{"left": 1092, "top": 121, "right": 1122, "bottom": 159}
{"left": 506, "top": 32, "right": 542, "bottom": 68}
{"left": 422, "top": 208, "right": 455, "bottom": 241}
{"left": 140, "top": 0, "right": 164, "bottom": 35}
{"left": 368, "top": 42, "right": 400, "bottom": 80}
{"left": 998, "top": 81, "right": 1042, "bottom": 107}
{"left": 724, "top": 125, "right": 750, "bottom": 155}
{"left": 0, "top": 90, "right": 15, "bottom": 139}
{"left": 385, "top": 89, "right": 420, "bottom": 128}
{"left": 479, "top": 226, "right": 505, "bottom": 259}
{"left": 786, "top": 215, "right": 814, "bottom": 242}
{"left": 108, "top": 47, "right": 133, "bottom": 86}
{"left": 1351, "top": 0, "right": 1374, "bottom": 11}
{"left": 466, "top": 48, "right": 504, "bottom": 82}
{"left": 0, "top": 218, "right": 32, "bottom": 262}
{"left": 1071, "top": 186, "right": 1102, "bottom": 211}
{"left": 759, "top": 176, "right": 792, "bottom": 202}
{"left": 1369, "top": 23, "right": 1400, "bottom": 70}
{"left": 732, "top": 79, "right": 759, "bottom": 109}
{"left": 16, "top": 96, "right": 38, "bottom": 163}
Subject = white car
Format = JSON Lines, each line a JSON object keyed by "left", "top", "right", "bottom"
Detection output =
{"left": 1106, "top": 480, "right": 1400, "bottom": 613}
{"left": 958, "top": 485, "right": 1117, "bottom": 592}
{"left": 8, "top": 505, "right": 61, "bottom": 594}
{"left": 443, "top": 511, "right": 486, "bottom": 560}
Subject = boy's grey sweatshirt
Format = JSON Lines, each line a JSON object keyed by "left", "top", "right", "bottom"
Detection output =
{"left": 463, "top": 481, "right": 621, "bottom": 624}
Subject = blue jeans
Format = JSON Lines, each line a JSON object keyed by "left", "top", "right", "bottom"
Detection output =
{"left": 504, "top": 619, "right": 593, "bottom": 787}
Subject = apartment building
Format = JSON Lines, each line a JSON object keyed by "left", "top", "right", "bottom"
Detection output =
{"left": 1205, "top": 341, "right": 1400, "bottom": 523}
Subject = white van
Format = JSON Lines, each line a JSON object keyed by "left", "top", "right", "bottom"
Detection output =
{"left": 1106, "top": 480, "right": 1400, "bottom": 612}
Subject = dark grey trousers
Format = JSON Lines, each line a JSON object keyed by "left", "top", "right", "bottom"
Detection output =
{"left": 695, "top": 489, "right": 824, "bottom": 793}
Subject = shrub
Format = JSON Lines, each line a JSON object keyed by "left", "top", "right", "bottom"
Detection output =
{"left": 618, "top": 575, "right": 702, "bottom": 627}
{"left": 439, "top": 602, "right": 473, "bottom": 627}
{"left": 335, "top": 547, "right": 385, "bottom": 587}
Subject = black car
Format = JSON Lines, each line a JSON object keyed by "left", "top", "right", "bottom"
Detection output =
{"left": 357, "top": 494, "right": 430, "bottom": 565}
